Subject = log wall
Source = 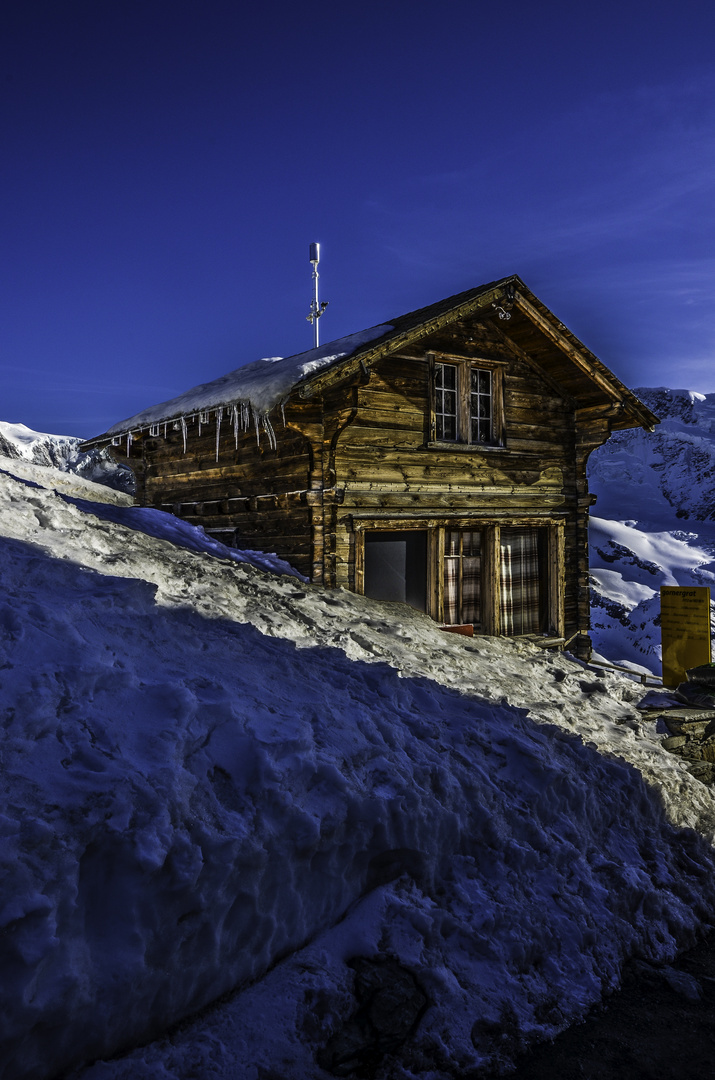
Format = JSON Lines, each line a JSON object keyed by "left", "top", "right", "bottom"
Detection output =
{"left": 117, "top": 404, "right": 319, "bottom": 578}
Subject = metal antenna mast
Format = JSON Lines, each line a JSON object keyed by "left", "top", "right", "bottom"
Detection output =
{"left": 307, "top": 242, "right": 328, "bottom": 347}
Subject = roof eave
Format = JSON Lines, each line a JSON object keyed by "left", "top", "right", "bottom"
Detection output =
{"left": 511, "top": 285, "right": 660, "bottom": 431}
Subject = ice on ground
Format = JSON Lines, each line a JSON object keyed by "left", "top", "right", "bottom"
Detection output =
{"left": 1, "top": 455, "right": 715, "bottom": 1080}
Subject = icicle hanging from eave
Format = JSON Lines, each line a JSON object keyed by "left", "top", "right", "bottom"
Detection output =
{"left": 121, "top": 396, "right": 284, "bottom": 459}
{"left": 215, "top": 406, "right": 223, "bottom": 462}
{"left": 261, "top": 415, "right": 277, "bottom": 450}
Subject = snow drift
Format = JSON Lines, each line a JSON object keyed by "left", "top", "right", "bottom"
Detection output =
{"left": 2, "top": 444, "right": 715, "bottom": 1079}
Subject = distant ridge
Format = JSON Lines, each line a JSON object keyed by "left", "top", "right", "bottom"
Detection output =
{"left": 588, "top": 387, "right": 715, "bottom": 671}
{"left": 0, "top": 420, "right": 134, "bottom": 494}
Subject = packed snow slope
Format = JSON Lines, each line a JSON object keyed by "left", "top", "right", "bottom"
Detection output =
{"left": 2, "top": 454, "right": 715, "bottom": 1080}
{"left": 589, "top": 387, "right": 715, "bottom": 672}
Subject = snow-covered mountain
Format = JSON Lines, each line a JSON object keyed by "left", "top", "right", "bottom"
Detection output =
{"left": 0, "top": 421, "right": 135, "bottom": 494}
{"left": 2, "top": 445, "right": 715, "bottom": 1080}
{"left": 588, "top": 388, "right": 715, "bottom": 673}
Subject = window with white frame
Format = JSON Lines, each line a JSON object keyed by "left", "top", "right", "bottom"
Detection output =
{"left": 470, "top": 367, "right": 492, "bottom": 444}
{"left": 432, "top": 358, "right": 501, "bottom": 446}
{"left": 435, "top": 363, "right": 458, "bottom": 441}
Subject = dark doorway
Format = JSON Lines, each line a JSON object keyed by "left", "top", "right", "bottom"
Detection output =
{"left": 364, "top": 531, "right": 428, "bottom": 612}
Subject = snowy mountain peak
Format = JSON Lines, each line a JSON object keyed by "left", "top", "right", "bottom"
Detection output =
{"left": 0, "top": 420, "right": 135, "bottom": 493}
{"left": 591, "top": 387, "right": 715, "bottom": 524}
{"left": 634, "top": 386, "right": 715, "bottom": 431}
{"left": 0, "top": 420, "right": 81, "bottom": 465}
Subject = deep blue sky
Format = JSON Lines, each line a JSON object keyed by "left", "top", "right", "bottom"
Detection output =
{"left": 3, "top": 1, "right": 715, "bottom": 437}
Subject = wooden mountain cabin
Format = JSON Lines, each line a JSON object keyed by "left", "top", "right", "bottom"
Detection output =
{"left": 83, "top": 275, "right": 658, "bottom": 658}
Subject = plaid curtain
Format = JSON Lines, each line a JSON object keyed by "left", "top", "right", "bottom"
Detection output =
{"left": 500, "top": 528, "right": 540, "bottom": 635}
{"left": 444, "top": 555, "right": 459, "bottom": 624}
{"left": 444, "top": 530, "right": 481, "bottom": 625}
{"left": 461, "top": 530, "right": 481, "bottom": 623}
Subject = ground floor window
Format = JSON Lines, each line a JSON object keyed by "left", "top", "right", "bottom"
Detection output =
{"left": 360, "top": 522, "right": 559, "bottom": 637}
{"left": 441, "top": 525, "right": 549, "bottom": 634}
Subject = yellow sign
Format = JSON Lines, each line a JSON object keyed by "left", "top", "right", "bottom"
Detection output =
{"left": 660, "top": 586, "right": 712, "bottom": 688}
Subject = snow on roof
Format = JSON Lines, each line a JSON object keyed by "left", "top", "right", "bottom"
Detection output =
{"left": 97, "top": 279, "right": 516, "bottom": 443}
{"left": 106, "top": 323, "right": 394, "bottom": 437}
{"left": 89, "top": 274, "right": 658, "bottom": 448}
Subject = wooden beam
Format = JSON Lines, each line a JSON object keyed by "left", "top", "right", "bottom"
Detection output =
{"left": 484, "top": 525, "right": 501, "bottom": 635}
{"left": 550, "top": 522, "right": 566, "bottom": 637}
{"left": 489, "top": 321, "right": 577, "bottom": 407}
{"left": 513, "top": 292, "right": 623, "bottom": 402}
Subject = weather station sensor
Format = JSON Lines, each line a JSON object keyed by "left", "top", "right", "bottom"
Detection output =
{"left": 307, "top": 242, "right": 328, "bottom": 347}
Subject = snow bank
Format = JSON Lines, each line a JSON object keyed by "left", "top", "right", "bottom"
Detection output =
{"left": 1, "top": 457, "right": 715, "bottom": 1080}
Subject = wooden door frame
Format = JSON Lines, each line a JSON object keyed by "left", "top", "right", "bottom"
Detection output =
{"left": 352, "top": 516, "right": 565, "bottom": 637}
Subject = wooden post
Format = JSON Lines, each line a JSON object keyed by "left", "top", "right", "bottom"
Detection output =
{"left": 550, "top": 523, "right": 566, "bottom": 637}
{"left": 484, "top": 525, "right": 501, "bottom": 636}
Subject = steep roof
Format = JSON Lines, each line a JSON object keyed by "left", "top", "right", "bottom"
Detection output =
{"left": 82, "top": 275, "right": 658, "bottom": 447}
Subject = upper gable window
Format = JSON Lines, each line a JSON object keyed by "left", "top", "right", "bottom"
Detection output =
{"left": 435, "top": 363, "right": 459, "bottom": 441}
{"left": 469, "top": 367, "right": 493, "bottom": 444}
{"left": 431, "top": 355, "right": 504, "bottom": 447}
